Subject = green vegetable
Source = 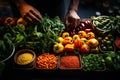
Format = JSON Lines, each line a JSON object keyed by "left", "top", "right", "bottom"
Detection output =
{"left": 82, "top": 54, "right": 105, "bottom": 71}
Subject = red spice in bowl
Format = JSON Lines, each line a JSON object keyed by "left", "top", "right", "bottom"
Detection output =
{"left": 60, "top": 55, "right": 81, "bottom": 69}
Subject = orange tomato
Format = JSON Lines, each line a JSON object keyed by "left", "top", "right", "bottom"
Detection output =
{"left": 78, "top": 31, "right": 87, "bottom": 38}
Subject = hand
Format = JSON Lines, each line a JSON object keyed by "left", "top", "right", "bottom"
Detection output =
{"left": 65, "top": 10, "right": 80, "bottom": 28}
{"left": 19, "top": 3, "right": 42, "bottom": 24}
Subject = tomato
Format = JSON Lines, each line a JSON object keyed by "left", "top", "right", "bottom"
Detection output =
{"left": 86, "top": 32, "right": 95, "bottom": 39}
{"left": 78, "top": 31, "right": 87, "bottom": 38}
{"left": 80, "top": 44, "right": 90, "bottom": 53}
{"left": 86, "top": 38, "right": 99, "bottom": 48}
{"left": 115, "top": 38, "right": 120, "bottom": 48}
{"left": 4, "top": 17, "right": 16, "bottom": 26}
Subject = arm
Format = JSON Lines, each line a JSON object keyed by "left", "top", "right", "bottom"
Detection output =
{"left": 65, "top": 0, "right": 80, "bottom": 28}
{"left": 69, "top": 0, "right": 80, "bottom": 12}
{"left": 12, "top": 0, "right": 42, "bottom": 24}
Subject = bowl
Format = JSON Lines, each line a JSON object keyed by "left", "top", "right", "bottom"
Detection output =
{"left": 14, "top": 49, "right": 36, "bottom": 68}
{"left": 58, "top": 53, "right": 82, "bottom": 70}
{"left": 35, "top": 53, "right": 58, "bottom": 70}
{"left": 0, "top": 46, "right": 15, "bottom": 62}
{"left": 92, "top": 16, "right": 112, "bottom": 36}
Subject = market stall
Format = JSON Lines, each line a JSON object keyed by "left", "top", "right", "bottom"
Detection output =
{"left": 0, "top": 0, "right": 120, "bottom": 80}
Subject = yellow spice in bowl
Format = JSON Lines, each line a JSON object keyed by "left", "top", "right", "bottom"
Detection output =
{"left": 16, "top": 53, "right": 33, "bottom": 65}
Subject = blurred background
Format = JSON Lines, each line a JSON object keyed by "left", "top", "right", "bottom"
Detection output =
{"left": 0, "top": 0, "right": 13, "bottom": 17}
{"left": 78, "top": 0, "right": 120, "bottom": 18}
{"left": 0, "top": 0, "right": 119, "bottom": 18}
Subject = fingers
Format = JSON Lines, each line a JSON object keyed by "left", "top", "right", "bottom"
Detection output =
{"left": 23, "top": 9, "right": 42, "bottom": 25}
{"left": 65, "top": 16, "right": 80, "bottom": 28}
{"left": 74, "top": 18, "right": 80, "bottom": 28}
{"left": 30, "top": 9, "right": 42, "bottom": 22}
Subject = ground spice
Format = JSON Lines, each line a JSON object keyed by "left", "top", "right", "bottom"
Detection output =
{"left": 16, "top": 53, "right": 33, "bottom": 65}
{"left": 60, "top": 55, "right": 81, "bottom": 69}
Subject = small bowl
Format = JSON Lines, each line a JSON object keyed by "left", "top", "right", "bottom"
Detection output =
{"left": 14, "top": 49, "right": 36, "bottom": 68}
{"left": 35, "top": 53, "right": 58, "bottom": 70}
{"left": 92, "top": 16, "right": 111, "bottom": 36}
{"left": 58, "top": 53, "right": 82, "bottom": 70}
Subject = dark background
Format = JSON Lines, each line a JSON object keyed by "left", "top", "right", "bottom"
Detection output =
{"left": 0, "top": 0, "right": 120, "bottom": 80}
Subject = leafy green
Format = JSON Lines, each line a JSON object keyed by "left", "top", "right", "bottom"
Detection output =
{"left": 82, "top": 54, "right": 105, "bottom": 71}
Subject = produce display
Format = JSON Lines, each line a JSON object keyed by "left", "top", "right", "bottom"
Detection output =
{"left": 0, "top": 15, "right": 120, "bottom": 71}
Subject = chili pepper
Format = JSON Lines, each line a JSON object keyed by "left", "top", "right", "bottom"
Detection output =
{"left": 53, "top": 43, "right": 64, "bottom": 54}
{"left": 14, "top": 34, "right": 25, "bottom": 45}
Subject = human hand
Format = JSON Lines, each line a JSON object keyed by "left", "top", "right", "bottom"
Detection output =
{"left": 19, "top": 3, "right": 42, "bottom": 24}
{"left": 65, "top": 10, "right": 80, "bottom": 28}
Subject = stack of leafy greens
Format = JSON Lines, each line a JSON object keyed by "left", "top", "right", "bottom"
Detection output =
{"left": 0, "top": 16, "right": 65, "bottom": 60}
{"left": 0, "top": 22, "right": 27, "bottom": 61}
{"left": 17, "top": 16, "right": 65, "bottom": 54}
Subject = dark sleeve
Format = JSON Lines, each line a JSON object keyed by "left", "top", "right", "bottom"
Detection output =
{"left": 9, "top": 0, "right": 21, "bottom": 17}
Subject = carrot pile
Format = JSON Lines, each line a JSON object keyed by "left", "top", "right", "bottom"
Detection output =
{"left": 36, "top": 53, "right": 58, "bottom": 69}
